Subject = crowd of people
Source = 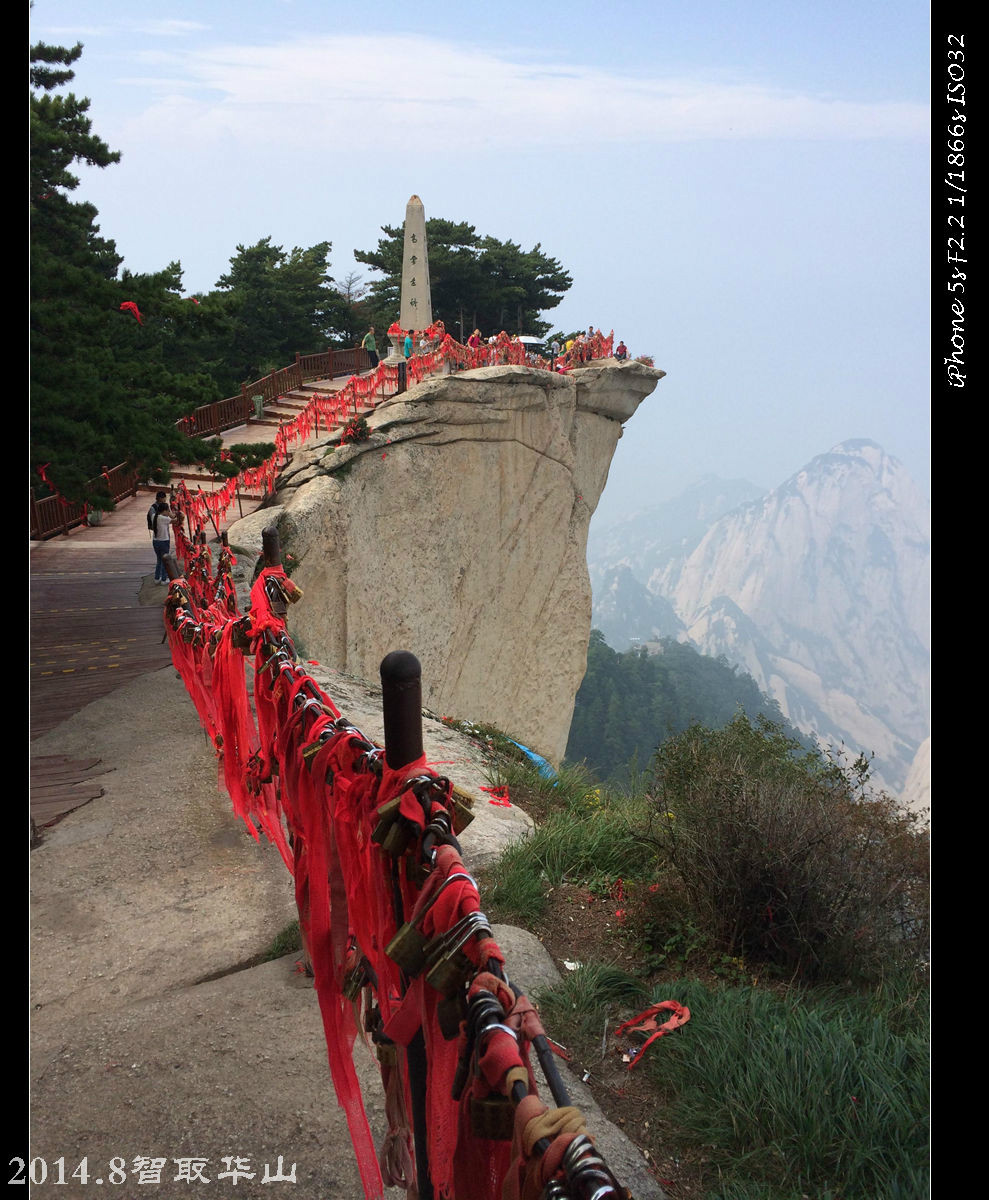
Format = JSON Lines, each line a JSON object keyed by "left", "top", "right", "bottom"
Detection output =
{"left": 358, "top": 323, "right": 631, "bottom": 371}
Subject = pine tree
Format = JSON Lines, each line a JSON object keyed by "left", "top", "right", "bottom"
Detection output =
{"left": 30, "top": 41, "right": 215, "bottom": 501}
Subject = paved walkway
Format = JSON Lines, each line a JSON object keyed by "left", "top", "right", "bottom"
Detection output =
{"left": 29, "top": 376, "right": 351, "bottom": 742}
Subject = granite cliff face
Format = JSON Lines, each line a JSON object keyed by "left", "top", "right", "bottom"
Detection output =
{"left": 247, "top": 362, "right": 662, "bottom": 761}
{"left": 589, "top": 441, "right": 930, "bottom": 793}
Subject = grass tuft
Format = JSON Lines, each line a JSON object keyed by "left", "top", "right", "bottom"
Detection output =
{"left": 645, "top": 978, "right": 929, "bottom": 1199}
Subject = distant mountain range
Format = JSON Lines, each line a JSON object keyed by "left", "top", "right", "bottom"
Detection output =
{"left": 587, "top": 441, "right": 930, "bottom": 796}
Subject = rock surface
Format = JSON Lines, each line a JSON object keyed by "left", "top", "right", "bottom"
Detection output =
{"left": 233, "top": 362, "right": 663, "bottom": 764}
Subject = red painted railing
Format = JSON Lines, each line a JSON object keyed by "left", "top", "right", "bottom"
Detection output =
{"left": 30, "top": 463, "right": 141, "bottom": 540}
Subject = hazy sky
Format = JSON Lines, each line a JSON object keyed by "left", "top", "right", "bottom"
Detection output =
{"left": 31, "top": 0, "right": 931, "bottom": 525}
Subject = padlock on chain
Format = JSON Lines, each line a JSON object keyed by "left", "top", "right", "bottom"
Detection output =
{"left": 423, "top": 912, "right": 491, "bottom": 997}
{"left": 470, "top": 1092, "right": 516, "bottom": 1141}
{"left": 341, "top": 957, "right": 369, "bottom": 1001}
{"left": 386, "top": 871, "right": 476, "bottom": 975}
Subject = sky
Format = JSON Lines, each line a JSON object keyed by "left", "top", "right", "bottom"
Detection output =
{"left": 31, "top": 0, "right": 931, "bottom": 526}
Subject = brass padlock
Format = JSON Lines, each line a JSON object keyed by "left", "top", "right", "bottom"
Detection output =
{"left": 281, "top": 577, "right": 304, "bottom": 604}
{"left": 341, "top": 958, "right": 369, "bottom": 1001}
{"left": 386, "top": 872, "right": 476, "bottom": 976}
{"left": 424, "top": 913, "right": 490, "bottom": 997}
{"left": 380, "top": 815, "right": 416, "bottom": 857}
{"left": 370, "top": 796, "right": 402, "bottom": 846}
{"left": 422, "top": 910, "right": 485, "bottom": 969}
{"left": 470, "top": 1094, "right": 516, "bottom": 1140}
{"left": 450, "top": 785, "right": 476, "bottom": 834}
{"left": 302, "top": 736, "right": 327, "bottom": 766}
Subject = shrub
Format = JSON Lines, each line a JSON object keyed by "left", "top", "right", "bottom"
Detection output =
{"left": 647, "top": 714, "right": 929, "bottom": 982}
{"left": 199, "top": 439, "right": 277, "bottom": 477}
{"left": 340, "top": 415, "right": 370, "bottom": 444}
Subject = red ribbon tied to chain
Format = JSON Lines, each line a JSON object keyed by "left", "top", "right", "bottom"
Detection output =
{"left": 614, "top": 1000, "right": 690, "bottom": 1069}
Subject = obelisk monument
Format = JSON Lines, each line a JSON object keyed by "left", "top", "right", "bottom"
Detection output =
{"left": 399, "top": 195, "right": 432, "bottom": 332}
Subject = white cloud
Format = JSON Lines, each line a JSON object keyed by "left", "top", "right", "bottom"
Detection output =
{"left": 130, "top": 20, "right": 211, "bottom": 36}
{"left": 111, "top": 33, "right": 929, "bottom": 152}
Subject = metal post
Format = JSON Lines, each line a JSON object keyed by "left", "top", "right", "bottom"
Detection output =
{"left": 378, "top": 650, "right": 430, "bottom": 1198}
{"left": 379, "top": 651, "right": 423, "bottom": 769}
{"left": 397, "top": 361, "right": 407, "bottom": 396}
{"left": 262, "top": 525, "right": 282, "bottom": 568}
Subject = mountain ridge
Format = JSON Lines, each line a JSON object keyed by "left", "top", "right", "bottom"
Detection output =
{"left": 588, "top": 441, "right": 930, "bottom": 793}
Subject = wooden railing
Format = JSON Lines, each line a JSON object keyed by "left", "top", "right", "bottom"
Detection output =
{"left": 32, "top": 346, "right": 373, "bottom": 537}
{"left": 30, "top": 462, "right": 141, "bottom": 541}
{"left": 182, "top": 346, "right": 372, "bottom": 438}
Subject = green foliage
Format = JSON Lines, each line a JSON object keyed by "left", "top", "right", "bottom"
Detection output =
{"left": 198, "top": 440, "right": 277, "bottom": 477}
{"left": 354, "top": 218, "right": 572, "bottom": 338}
{"left": 207, "top": 237, "right": 351, "bottom": 389}
{"left": 483, "top": 762, "right": 653, "bottom": 922}
{"left": 339, "top": 415, "right": 370, "bottom": 445}
{"left": 566, "top": 630, "right": 808, "bottom": 784}
{"left": 649, "top": 713, "right": 929, "bottom": 981}
{"left": 260, "top": 919, "right": 303, "bottom": 962}
{"left": 647, "top": 978, "right": 929, "bottom": 1199}
{"left": 535, "top": 963, "right": 646, "bottom": 1041}
{"left": 30, "top": 41, "right": 223, "bottom": 501}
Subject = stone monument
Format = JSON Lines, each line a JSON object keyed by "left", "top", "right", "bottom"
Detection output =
{"left": 385, "top": 195, "right": 433, "bottom": 363}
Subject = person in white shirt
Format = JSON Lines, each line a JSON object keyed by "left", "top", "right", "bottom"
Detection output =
{"left": 151, "top": 502, "right": 173, "bottom": 584}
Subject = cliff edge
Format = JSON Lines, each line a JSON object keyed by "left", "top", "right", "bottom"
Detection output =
{"left": 239, "top": 360, "right": 663, "bottom": 761}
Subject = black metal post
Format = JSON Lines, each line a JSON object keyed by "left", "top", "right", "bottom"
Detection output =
{"left": 379, "top": 651, "right": 423, "bottom": 769}
{"left": 379, "top": 650, "right": 430, "bottom": 1198}
{"left": 397, "top": 360, "right": 407, "bottom": 395}
{"left": 262, "top": 525, "right": 281, "bottom": 568}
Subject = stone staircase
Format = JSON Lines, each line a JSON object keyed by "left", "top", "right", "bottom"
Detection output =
{"left": 169, "top": 373, "right": 380, "bottom": 494}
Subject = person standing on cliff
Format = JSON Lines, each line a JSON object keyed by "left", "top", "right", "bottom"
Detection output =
{"left": 403, "top": 329, "right": 414, "bottom": 359}
{"left": 361, "top": 326, "right": 378, "bottom": 369}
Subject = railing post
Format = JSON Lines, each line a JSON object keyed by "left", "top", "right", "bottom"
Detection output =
{"left": 379, "top": 650, "right": 423, "bottom": 770}
{"left": 262, "top": 525, "right": 282, "bottom": 568}
{"left": 328, "top": 348, "right": 335, "bottom": 381}
{"left": 397, "top": 361, "right": 407, "bottom": 395}
{"left": 378, "top": 649, "right": 430, "bottom": 1198}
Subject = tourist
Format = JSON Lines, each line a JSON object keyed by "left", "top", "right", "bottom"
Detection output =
{"left": 468, "top": 329, "right": 482, "bottom": 351}
{"left": 150, "top": 501, "right": 172, "bottom": 585}
{"left": 615, "top": 340, "right": 628, "bottom": 361}
{"left": 147, "top": 490, "right": 167, "bottom": 533}
{"left": 403, "top": 329, "right": 414, "bottom": 359}
{"left": 361, "top": 326, "right": 378, "bottom": 369}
